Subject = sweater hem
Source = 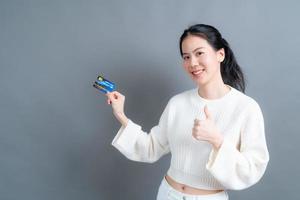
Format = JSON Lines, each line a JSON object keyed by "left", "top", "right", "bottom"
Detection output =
{"left": 167, "top": 166, "right": 225, "bottom": 190}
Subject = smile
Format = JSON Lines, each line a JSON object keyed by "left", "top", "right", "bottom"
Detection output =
{"left": 192, "top": 69, "right": 205, "bottom": 76}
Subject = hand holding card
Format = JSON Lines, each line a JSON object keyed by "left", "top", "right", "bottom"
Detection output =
{"left": 105, "top": 91, "right": 128, "bottom": 127}
{"left": 93, "top": 75, "right": 128, "bottom": 126}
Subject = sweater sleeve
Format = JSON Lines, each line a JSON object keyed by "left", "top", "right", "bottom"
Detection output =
{"left": 111, "top": 100, "right": 172, "bottom": 163}
{"left": 206, "top": 101, "right": 269, "bottom": 190}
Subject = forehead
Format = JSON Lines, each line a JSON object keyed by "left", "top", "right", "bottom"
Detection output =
{"left": 181, "top": 35, "right": 210, "bottom": 52}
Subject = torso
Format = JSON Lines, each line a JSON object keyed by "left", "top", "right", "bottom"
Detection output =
{"left": 165, "top": 175, "right": 224, "bottom": 195}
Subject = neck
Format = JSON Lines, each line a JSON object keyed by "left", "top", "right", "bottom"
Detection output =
{"left": 198, "top": 79, "right": 230, "bottom": 100}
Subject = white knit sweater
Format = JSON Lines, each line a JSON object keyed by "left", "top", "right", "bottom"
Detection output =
{"left": 111, "top": 85, "right": 269, "bottom": 190}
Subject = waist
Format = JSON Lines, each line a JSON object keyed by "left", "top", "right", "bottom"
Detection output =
{"left": 167, "top": 166, "right": 224, "bottom": 190}
{"left": 165, "top": 175, "right": 224, "bottom": 195}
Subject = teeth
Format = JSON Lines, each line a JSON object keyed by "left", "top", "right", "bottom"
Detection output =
{"left": 192, "top": 69, "right": 204, "bottom": 75}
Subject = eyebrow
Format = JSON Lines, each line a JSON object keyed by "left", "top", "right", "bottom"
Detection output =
{"left": 182, "top": 47, "right": 205, "bottom": 55}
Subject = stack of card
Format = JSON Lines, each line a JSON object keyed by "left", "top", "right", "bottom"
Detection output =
{"left": 93, "top": 75, "right": 115, "bottom": 94}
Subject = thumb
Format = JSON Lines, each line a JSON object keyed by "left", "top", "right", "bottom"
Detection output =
{"left": 204, "top": 105, "right": 213, "bottom": 120}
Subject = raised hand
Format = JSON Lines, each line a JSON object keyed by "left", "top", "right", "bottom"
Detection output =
{"left": 192, "top": 105, "right": 224, "bottom": 149}
{"left": 106, "top": 91, "right": 128, "bottom": 127}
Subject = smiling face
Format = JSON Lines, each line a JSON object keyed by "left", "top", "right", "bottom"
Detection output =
{"left": 181, "top": 35, "right": 225, "bottom": 87}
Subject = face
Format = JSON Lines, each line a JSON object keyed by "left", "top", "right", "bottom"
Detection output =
{"left": 181, "top": 35, "right": 225, "bottom": 86}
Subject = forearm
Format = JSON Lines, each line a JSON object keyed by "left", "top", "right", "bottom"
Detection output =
{"left": 111, "top": 115, "right": 170, "bottom": 163}
{"left": 115, "top": 113, "right": 129, "bottom": 127}
{"left": 206, "top": 138, "right": 269, "bottom": 190}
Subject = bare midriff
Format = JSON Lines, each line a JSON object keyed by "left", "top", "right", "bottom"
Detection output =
{"left": 165, "top": 175, "right": 224, "bottom": 195}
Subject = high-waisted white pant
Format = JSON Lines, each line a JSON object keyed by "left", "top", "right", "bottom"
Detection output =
{"left": 156, "top": 176, "right": 229, "bottom": 200}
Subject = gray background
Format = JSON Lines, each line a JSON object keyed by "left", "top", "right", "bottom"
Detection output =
{"left": 0, "top": 0, "right": 299, "bottom": 199}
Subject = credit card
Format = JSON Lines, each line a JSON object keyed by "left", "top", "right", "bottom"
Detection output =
{"left": 93, "top": 75, "right": 115, "bottom": 94}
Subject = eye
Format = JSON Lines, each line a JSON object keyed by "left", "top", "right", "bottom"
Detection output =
{"left": 196, "top": 52, "right": 203, "bottom": 56}
{"left": 183, "top": 56, "right": 190, "bottom": 60}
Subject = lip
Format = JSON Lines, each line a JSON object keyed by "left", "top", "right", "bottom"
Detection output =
{"left": 191, "top": 69, "right": 205, "bottom": 73}
{"left": 191, "top": 69, "right": 205, "bottom": 77}
{"left": 191, "top": 68, "right": 204, "bottom": 71}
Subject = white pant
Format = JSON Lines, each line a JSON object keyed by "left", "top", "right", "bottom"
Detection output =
{"left": 156, "top": 176, "right": 229, "bottom": 200}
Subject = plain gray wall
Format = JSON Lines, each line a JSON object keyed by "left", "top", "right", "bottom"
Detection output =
{"left": 1, "top": 0, "right": 299, "bottom": 199}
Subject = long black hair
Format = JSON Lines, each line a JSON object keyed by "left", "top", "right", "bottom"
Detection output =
{"left": 179, "top": 24, "right": 246, "bottom": 93}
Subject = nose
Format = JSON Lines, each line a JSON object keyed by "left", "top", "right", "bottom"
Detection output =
{"left": 190, "top": 55, "right": 198, "bottom": 68}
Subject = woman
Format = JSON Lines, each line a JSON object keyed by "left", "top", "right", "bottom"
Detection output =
{"left": 105, "top": 24, "right": 269, "bottom": 200}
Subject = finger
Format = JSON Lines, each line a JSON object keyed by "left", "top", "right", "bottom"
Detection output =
{"left": 193, "top": 135, "right": 199, "bottom": 140}
{"left": 107, "top": 91, "right": 119, "bottom": 100}
{"left": 114, "top": 91, "right": 125, "bottom": 99}
{"left": 105, "top": 91, "right": 112, "bottom": 98}
{"left": 194, "top": 118, "right": 201, "bottom": 125}
{"left": 110, "top": 91, "right": 123, "bottom": 99}
{"left": 192, "top": 126, "right": 201, "bottom": 136}
{"left": 192, "top": 127, "right": 196, "bottom": 133}
{"left": 192, "top": 131, "right": 198, "bottom": 139}
{"left": 113, "top": 93, "right": 119, "bottom": 99}
{"left": 106, "top": 93, "right": 113, "bottom": 100}
{"left": 192, "top": 130, "right": 201, "bottom": 139}
{"left": 106, "top": 95, "right": 116, "bottom": 104}
{"left": 192, "top": 132, "right": 201, "bottom": 140}
{"left": 113, "top": 91, "right": 121, "bottom": 95}
{"left": 204, "top": 105, "right": 212, "bottom": 120}
{"left": 194, "top": 119, "right": 204, "bottom": 127}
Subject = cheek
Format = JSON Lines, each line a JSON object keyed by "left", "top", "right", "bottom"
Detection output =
{"left": 202, "top": 54, "right": 219, "bottom": 69}
{"left": 206, "top": 61, "right": 221, "bottom": 77}
{"left": 182, "top": 62, "right": 189, "bottom": 71}
{"left": 201, "top": 55, "right": 212, "bottom": 65}
{"left": 207, "top": 53, "right": 220, "bottom": 64}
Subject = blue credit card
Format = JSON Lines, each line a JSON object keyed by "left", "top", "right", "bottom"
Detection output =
{"left": 93, "top": 75, "right": 115, "bottom": 94}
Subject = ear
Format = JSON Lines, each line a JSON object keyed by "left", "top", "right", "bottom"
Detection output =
{"left": 217, "top": 48, "right": 225, "bottom": 62}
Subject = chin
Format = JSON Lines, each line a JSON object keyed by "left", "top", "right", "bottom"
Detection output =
{"left": 192, "top": 76, "right": 207, "bottom": 85}
{"left": 196, "top": 78, "right": 213, "bottom": 88}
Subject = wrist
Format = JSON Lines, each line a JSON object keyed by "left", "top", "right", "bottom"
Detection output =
{"left": 212, "top": 134, "right": 223, "bottom": 150}
{"left": 116, "top": 113, "right": 128, "bottom": 127}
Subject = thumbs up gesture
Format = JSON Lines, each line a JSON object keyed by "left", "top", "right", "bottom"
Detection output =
{"left": 192, "top": 105, "right": 224, "bottom": 149}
